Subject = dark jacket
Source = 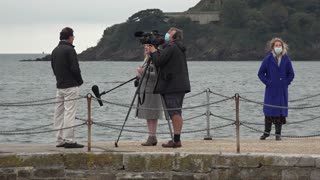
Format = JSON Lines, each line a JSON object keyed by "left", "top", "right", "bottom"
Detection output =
{"left": 258, "top": 52, "right": 295, "bottom": 117}
{"left": 151, "top": 41, "right": 191, "bottom": 94}
{"left": 51, "top": 41, "right": 83, "bottom": 89}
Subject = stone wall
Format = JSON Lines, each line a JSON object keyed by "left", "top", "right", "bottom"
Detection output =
{"left": 0, "top": 152, "right": 320, "bottom": 180}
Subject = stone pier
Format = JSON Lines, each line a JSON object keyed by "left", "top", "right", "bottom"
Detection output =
{"left": 1, "top": 139, "right": 320, "bottom": 179}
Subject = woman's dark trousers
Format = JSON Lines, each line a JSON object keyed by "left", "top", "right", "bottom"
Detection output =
{"left": 261, "top": 119, "right": 282, "bottom": 140}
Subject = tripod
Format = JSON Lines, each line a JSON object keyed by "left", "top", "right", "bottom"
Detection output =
{"left": 114, "top": 58, "right": 174, "bottom": 147}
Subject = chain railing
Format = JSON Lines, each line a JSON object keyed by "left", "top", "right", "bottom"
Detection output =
{"left": 92, "top": 121, "right": 234, "bottom": 135}
{"left": 92, "top": 96, "right": 234, "bottom": 111}
{"left": 0, "top": 123, "right": 86, "bottom": 136}
{"left": 241, "top": 122, "right": 320, "bottom": 138}
{"left": 1, "top": 97, "right": 57, "bottom": 105}
{"left": 0, "top": 96, "right": 86, "bottom": 107}
{"left": 238, "top": 115, "right": 320, "bottom": 126}
{"left": 184, "top": 90, "right": 206, "bottom": 100}
{"left": 1, "top": 87, "right": 320, "bottom": 153}
{"left": 1, "top": 123, "right": 53, "bottom": 133}
{"left": 239, "top": 96, "right": 320, "bottom": 109}
{"left": 76, "top": 113, "right": 206, "bottom": 128}
{"left": 289, "top": 93, "right": 320, "bottom": 103}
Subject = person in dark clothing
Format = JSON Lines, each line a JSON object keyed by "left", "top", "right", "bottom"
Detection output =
{"left": 149, "top": 27, "right": 191, "bottom": 148}
{"left": 51, "top": 27, "right": 84, "bottom": 148}
{"left": 258, "top": 37, "right": 295, "bottom": 141}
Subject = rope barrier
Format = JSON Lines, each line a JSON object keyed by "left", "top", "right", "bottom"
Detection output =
{"left": 0, "top": 123, "right": 86, "bottom": 135}
{"left": 93, "top": 96, "right": 234, "bottom": 111}
{"left": 239, "top": 96, "right": 320, "bottom": 110}
{"left": 241, "top": 122, "right": 320, "bottom": 138}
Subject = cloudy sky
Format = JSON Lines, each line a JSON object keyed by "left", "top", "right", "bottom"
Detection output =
{"left": 0, "top": 0, "right": 200, "bottom": 54}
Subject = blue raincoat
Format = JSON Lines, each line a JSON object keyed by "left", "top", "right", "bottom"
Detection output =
{"left": 258, "top": 52, "right": 295, "bottom": 117}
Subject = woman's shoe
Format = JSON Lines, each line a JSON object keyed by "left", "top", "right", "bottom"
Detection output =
{"left": 141, "top": 136, "right": 157, "bottom": 146}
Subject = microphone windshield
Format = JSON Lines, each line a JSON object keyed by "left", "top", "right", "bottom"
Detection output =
{"left": 134, "top": 31, "right": 144, "bottom": 37}
{"left": 92, "top": 85, "right": 103, "bottom": 106}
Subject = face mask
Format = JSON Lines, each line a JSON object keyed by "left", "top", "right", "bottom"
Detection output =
{"left": 165, "top": 33, "right": 170, "bottom": 42}
{"left": 274, "top": 47, "right": 282, "bottom": 55}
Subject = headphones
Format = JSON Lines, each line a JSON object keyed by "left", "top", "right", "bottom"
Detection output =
{"left": 172, "top": 31, "right": 178, "bottom": 40}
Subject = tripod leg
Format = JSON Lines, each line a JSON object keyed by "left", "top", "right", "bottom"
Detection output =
{"left": 115, "top": 60, "right": 152, "bottom": 147}
{"left": 161, "top": 96, "right": 174, "bottom": 141}
{"left": 114, "top": 92, "right": 139, "bottom": 147}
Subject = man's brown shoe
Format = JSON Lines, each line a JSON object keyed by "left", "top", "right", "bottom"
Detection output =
{"left": 162, "top": 140, "right": 182, "bottom": 148}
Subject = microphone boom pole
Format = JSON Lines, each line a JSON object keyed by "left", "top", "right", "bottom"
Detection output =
{"left": 100, "top": 77, "right": 137, "bottom": 96}
{"left": 92, "top": 77, "right": 137, "bottom": 106}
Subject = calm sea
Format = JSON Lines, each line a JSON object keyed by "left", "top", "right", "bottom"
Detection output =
{"left": 0, "top": 54, "right": 320, "bottom": 144}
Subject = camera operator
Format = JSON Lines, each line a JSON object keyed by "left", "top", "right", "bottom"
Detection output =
{"left": 149, "top": 27, "right": 191, "bottom": 148}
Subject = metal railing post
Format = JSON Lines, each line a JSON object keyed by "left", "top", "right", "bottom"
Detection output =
{"left": 204, "top": 89, "right": 213, "bottom": 140}
{"left": 235, "top": 93, "right": 240, "bottom": 153}
{"left": 86, "top": 94, "right": 92, "bottom": 152}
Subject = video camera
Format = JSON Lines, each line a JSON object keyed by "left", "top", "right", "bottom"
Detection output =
{"left": 134, "top": 30, "right": 165, "bottom": 46}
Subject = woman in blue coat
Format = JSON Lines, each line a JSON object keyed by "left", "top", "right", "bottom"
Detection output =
{"left": 258, "top": 37, "right": 295, "bottom": 141}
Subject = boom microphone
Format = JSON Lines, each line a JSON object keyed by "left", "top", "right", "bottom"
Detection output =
{"left": 91, "top": 85, "right": 103, "bottom": 106}
{"left": 134, "top": 31, "right": 145, "bottom": 37}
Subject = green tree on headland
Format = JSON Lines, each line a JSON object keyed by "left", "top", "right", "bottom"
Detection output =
{"left": 221, "top": 0, "right": 248, "bottom": 28}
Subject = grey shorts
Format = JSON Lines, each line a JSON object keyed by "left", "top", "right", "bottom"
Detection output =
{"left": 162, "top": 93, "right": 185, "bottom": 117}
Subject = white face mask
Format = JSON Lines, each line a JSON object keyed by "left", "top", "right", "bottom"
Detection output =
{"left": 165, "top": 33, "right": 170, "bottom": 42}
{"left": 274, "top": 47, "right": 282, "bottom": 55}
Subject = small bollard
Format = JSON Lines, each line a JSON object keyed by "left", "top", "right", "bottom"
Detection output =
{"left": 204, "top": 89, "right": 213, "bottom": 140}
{"left": 86, "top": 93, "right": 92, "bottom": 152}
{"left": 235, "top": 93, "right": 240, "bottom": 153}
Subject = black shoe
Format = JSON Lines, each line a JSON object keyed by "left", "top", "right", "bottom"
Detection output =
{"left": 64, "top": 142, "right": 84, "bottom": 148}
{"left": 276, "top": 136, "right": 282, "bottom": 141}
{"left": 260, "top": 135, "right": 268, "bottom": 140}
{"left": 56, "top": 143, "right": 65, "bottom": 148}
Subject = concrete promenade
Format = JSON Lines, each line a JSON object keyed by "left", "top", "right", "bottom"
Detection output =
{"left": 1, "top": 138, "right": 320, "bottom": 155}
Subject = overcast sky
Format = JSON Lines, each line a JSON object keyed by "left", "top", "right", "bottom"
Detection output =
{"left": 0, "top": 0, "right": 200, "bottom": 53}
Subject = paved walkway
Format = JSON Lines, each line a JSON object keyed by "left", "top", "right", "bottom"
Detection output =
{"left": 0, "top": 138, "right": 319, "bottom": 155}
